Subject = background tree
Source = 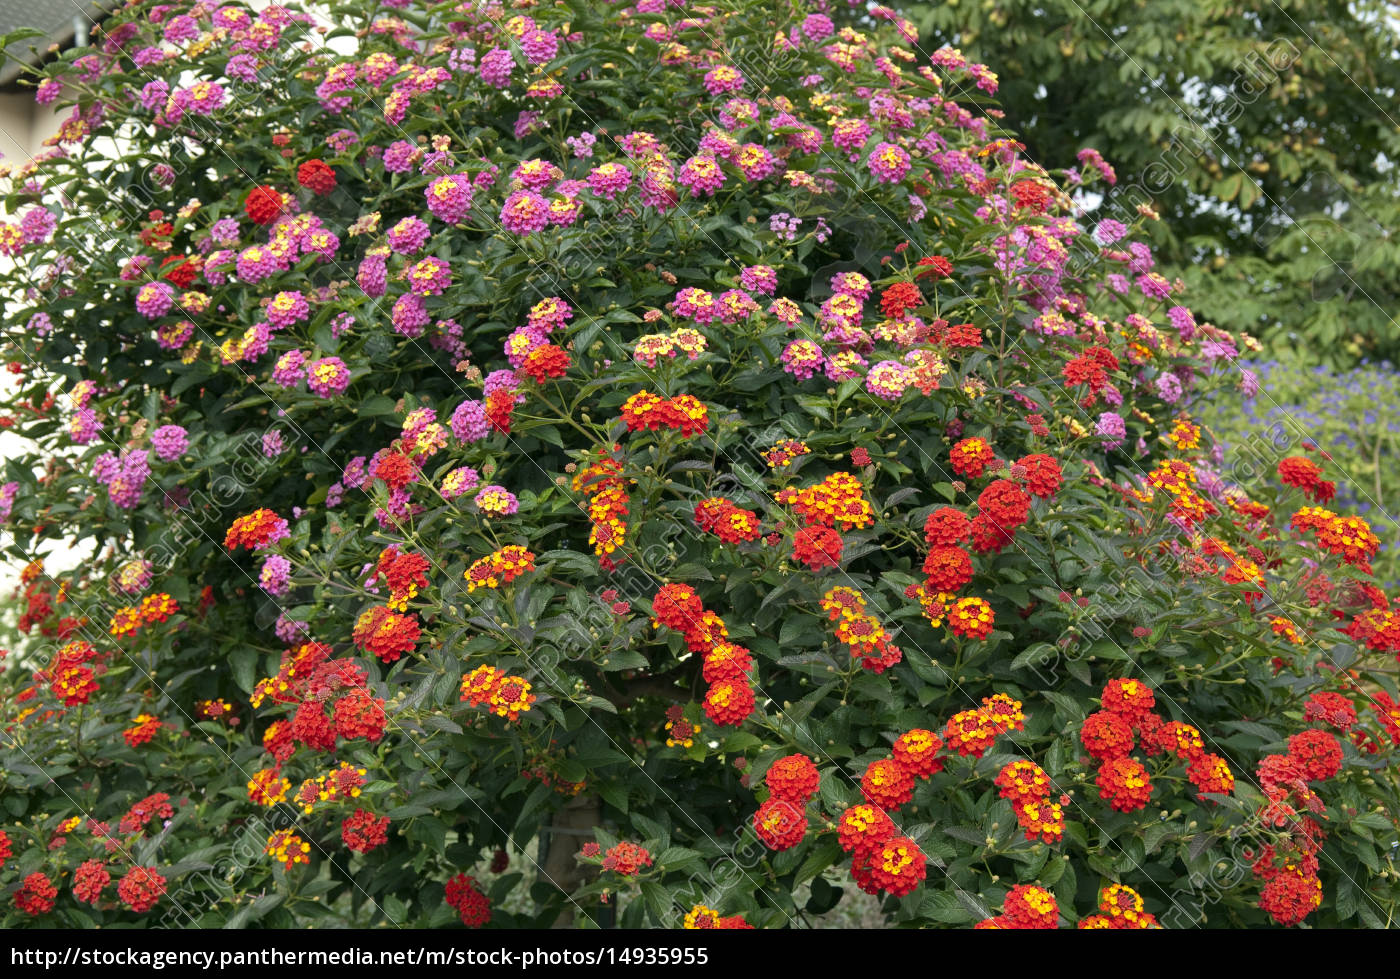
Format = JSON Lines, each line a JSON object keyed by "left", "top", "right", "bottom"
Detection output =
{"left": 906, "top": 0, "right": 1400, "bottom": 362}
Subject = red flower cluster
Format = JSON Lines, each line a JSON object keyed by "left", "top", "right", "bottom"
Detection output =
{"left": 923, "top": 506, "right": 970, "bottom": 545}
{"left": 765, "top": 754, "right": 820, "bottom": 803}
{"left": 1061, "top": 345, "right": 1119, "bottom": 397}
{"left": 852, "top": 836, "right": 926, "bottom": 897}
{"left": 265, "top": 831, "right": 312, "bottom": 871}
{"left": 522, "top": 342, "right": 571, "bottom": 383}
{"left": 48, "top": 638, "right": 103, "bottom": 706}
{"left": 159, "top": 254, "right": 199, "bottom": 289}
{"left": 1291, "top": 506, "right": 1380, "bottom": 570}
{"left": 602, "top": 841, "right": 652, "bottom": 875}
{"left": 1147, "top": 720, "right": 1205, "bottom": 760}
{"left": 459, "top": 665, "right": 537, "bottom": 722}
{"left": 109, "top": 592, "right": 182, "bottom": 641}
{"left": 139, "top": 592, "right": 180, "bottom": 623}
{"left": 119, "top": 792, "right": 174, "bottom": 835}
{"left": 1095, "top": 757, "right": 1153, "bottom": 812}
{"left": 892, "top": 729, "right": 945, "bottom": 778}
{"left": 703, "top": 678, "right": 755, "bottom": 726}
{"left": 1252, "top": 739, "right": 1331, "bottom": 927}
{"left": 1081, "top": 678, "right": 1230, "bottom": 812}
{"left": 762, "top": 438, "right": 811, "bottom": 468}
{"left": 943, "top": 707, "right": 1001, "bottom": 757}
{"left": 977, "top": 884, "right": 1059, "bottom": 929}
{"left": 701, "top": 641, "right": 753, "bottom": 683}
{"left": 994, "top": 760, "right": 1064, "bottom": 843}
{"left": 224, "top": 507, "right": 289, "bottom": 551}
{"left": 818, "top": 587, "right": 902, "bottom": 673}
{"left": 1304, "top": 691, "right": 1357, "bottom": 732}
{"left": 878, "top": 280, "right": 923, "bottom": 318}
{"left": 1186, "top": 753, "right": 1235, "bottom": 796}
{"left": 445, "top": 873, "right": 491, "bottom": 928}
{"left": 249, "top": 640, "right": 340, "bottom": 708}
{"left": 1078, "top": 884, "right": 1160, "bottom": 929}
{"left": 72, "top": 859, "right": 110, "bottom": 904}
{"left": 861, "top": 758, "right": 915, "bottom": 810}
{"left": 332, "top": 687, "right": 388, "bottom": 742}
{"left": 790, "top": 525, "right": 843, "bottom": 570}
{"left": 775, "top": 471, "right": 874, "bottom": 530}
{"left": 1080, "top": 710, "right": 1134, "bottom": 761}
{"left": 916, "top": 497, "right": 1009, "bottom": 642}
{"left": 1258, "top": 868, "right": 1324, "bottom": 927}
{"left": 1010, "top": 179, "right": 1052, "bottom": 212}
{"left": 1277, "top": 456, "right": 1335, "bottom": 504}
{"left": 753, "top": 798, "right": 807, "bottom": 850}
{"left": 652, "top": 584, "right": 756, "bottom": 726}
{"left": 373, "top": 451, "right": 419, "bottom": 491}
{"left": 923, "top": 544, "right": 973, "bottom": 591}
{"left": 296, "top": 159, "right": 337, "bottom": 196}
{"left": 652, "top": 583, "right": 704, "bottom": 632}
{"left": 374, "top": 546, "right": 430, "bottom": 610}
{"left": 695, "top": 496, "right": 760, "bottom": 544}
{"left": 1101, "top": 677, "right": 1156, "bottom": 724}
{"left": 836, "top": 803, "right": 896, "bottom": 856}
{"left": 619, "top": 390, "right": 710, "bottom": 438}
{"left": 123, "top": 713, "right": 163, "bottom": 747}
{"left": 1287, "top": 729, "right": 1343, "bottom": 781}
{"left": 948, "top": 437, "right": 995, "bottom": 478}
{"left": 244, "top": 184, "right": 286, "bottom": 225}
{"left": 250, "top": 639, "right": 393, "bottom": 758}
{"left": 914, "top": 255, "right": 952, "bottom": 279}
{"left": 117, "top": 866, "right": 167, "bottom": 913}
{"left": 485, "top": 388, "right": 515, "bottom": 435}
{"left": 947, "top": 596, "right": 994, "bottom": 639}
{"left": 1017, "top": 453, "right": 1064, "bottom": 498}
{"left": 940, "top": 322, "right": 983, "bottom": 348}
{"left": 829, "top": 704, "right": 1019, "bottom": 899}
{"left": 341, "top": 809, "right": 390, "bottom": 854}
{"left": 14, "top": 871, "right": 58, "bottom": 915}
{"left": 971, "top": 478, "right": 1031, "bottom": 553}
{"left": 351, "top": 604, "right": 421, "bottom": 663}
{"left": 982, "top": 692, "right": 1026, "bottom": 735}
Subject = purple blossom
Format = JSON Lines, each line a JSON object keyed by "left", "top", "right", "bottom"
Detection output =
{"left": 386, "top": 216, "right": 430, "bottom": 255}
{"left": 451, "top": 400, "right": 489, "bottom": 443}
{"left": 150, "top": 424, "right": 188, "bottom": 461}
{"left": 68, "top": 407, "right": 103, "bottom": 445}
{"left": 1096, "top": 411, "right": 1126, "bottom": 449}
{"left": 134, "top": 281, "right": 175, "bottom": 318}
{"left": 391, "top": 293, "right": 430, "bottom": 337}
{"left": 259, "top": 554, "right": 291, "bottom": 596}
{"left": 0, "top": 482, "right": 16, "bottom": 523}
{"left": 1093, "top": 219, "right": 1127, "bottom": 245}
{"left": 478, "top": 47, "right": 514, "bottom": 89}
{"left": 1154, "top": 373, "right": 1183, "bottom": 404}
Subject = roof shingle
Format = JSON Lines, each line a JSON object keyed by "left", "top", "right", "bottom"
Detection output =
{"left": 0, "top": 1, "right": 111, "bottom": 87}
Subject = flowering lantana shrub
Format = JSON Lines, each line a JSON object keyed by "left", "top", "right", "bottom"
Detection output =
{"left": 1208, "top": 358, "right": 1400, "bottom": 590}
{"left": 0, "top": 0, "right": 1397, "bottom": 930}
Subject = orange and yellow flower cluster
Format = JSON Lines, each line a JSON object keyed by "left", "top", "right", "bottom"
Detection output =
{"left": 619, "top": 390, "right": 710, "bottom": 438}
{"left": 463, "top": 545, "right": 538, "bottom": 591}
{"left": 108, "top": 593, "right": 180, "bottom": 639}
{"left": 460, "top": 665, "right": 536, "bottom": 722}
{"left": 572, "top": 456, "right": 631, "bottom": 570}
{"left": 820, "top": 586, "right": 901, "bottom": 673}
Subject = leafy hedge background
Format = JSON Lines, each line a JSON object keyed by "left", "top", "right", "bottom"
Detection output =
{"left": 0, "top": 0, "right": 1396, "bottom": 929}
